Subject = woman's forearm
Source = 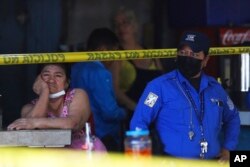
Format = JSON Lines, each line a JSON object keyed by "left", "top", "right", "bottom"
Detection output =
{"left": 22, "top": 92, "right": 49, "bottom": 118}
{"left": 34, "top": 117, "right": 80, "bottom": 130}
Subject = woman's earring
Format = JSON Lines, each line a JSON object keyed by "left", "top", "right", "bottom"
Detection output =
{"left": 65, "top": 80, "right": 70, "bottom": 89}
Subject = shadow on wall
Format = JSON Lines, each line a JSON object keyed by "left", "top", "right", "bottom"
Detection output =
{"left": 0, "top": 66, "right": 26, "bottom": 128}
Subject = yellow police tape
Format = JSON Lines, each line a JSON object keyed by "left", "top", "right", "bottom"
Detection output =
{"left": 0, "top": 46, "right": 249, "bottom": 65}
{"left": 0, "top": 147, "right": 228, "bottom": 167}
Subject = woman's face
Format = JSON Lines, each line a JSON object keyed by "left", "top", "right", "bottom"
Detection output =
{"left": 113, "top": 12, "right": 136, "bottom": 41}
{"left": 40, "top": 64, "right": 68, "bottom": 93}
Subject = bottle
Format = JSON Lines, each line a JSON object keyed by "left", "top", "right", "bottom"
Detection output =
{"left": 124, "top": 130, "right": 152, "bottom": 156}
{"left": 82, "top": 122, "right": 94, "bottom": 151}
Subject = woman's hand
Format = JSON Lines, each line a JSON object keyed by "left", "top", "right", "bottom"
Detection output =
{"left": 7, "top": 118, "right": 37, "bottom": 130}
{"left": 33, "top": 75, "right": 49, "bottom": 95}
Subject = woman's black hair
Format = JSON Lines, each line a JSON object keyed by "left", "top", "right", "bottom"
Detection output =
{"left": 36, "top": 63, "right": 71, "bottom": 80}
{"left": 87, "top": 27, "right": 120, "bottom": 51}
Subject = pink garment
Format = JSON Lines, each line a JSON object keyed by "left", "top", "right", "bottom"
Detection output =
{"left": 36, "top": 89, "right": 107, "bottom": 152}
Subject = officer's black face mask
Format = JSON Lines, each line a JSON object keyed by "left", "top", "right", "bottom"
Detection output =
{"left": 176, "top": 56, "right": 203, "bottom": 78}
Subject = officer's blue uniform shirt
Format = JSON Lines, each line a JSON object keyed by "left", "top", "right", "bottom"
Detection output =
{"left": 70, "top": 61, "right": 126, "bottom": 143}
{"left": 130, "top": 69, "right": 240, "bottom": 159}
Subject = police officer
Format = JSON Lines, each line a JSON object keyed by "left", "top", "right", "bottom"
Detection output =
{"left": 130, "top": 31, "right": 240, "bottom": 160}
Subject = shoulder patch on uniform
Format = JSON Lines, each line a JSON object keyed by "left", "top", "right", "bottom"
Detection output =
{"left": 144, "top": 92, "right": 158, "bottom": 107}
{"left": 227, "top": 96, "right": 234, "bottom": 110}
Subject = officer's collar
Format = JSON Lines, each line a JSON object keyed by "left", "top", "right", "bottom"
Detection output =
{"left": 176, "top": 70, "right": 209, "bottom": 93}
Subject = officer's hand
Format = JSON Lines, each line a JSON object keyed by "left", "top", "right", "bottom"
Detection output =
{"left": 217, "top": 148, "right": 230, "bottom": 163}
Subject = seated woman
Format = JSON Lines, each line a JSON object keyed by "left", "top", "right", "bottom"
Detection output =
{"left": 7, "top": 63, "right": 106, "bottom": 151}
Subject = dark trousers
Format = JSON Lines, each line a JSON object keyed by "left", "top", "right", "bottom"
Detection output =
{"left": 101, "top": 133, "right": 124, "bottom": 152}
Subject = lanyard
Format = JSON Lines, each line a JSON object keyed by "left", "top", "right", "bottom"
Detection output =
{"left": 183, "top": 83, "right": 205, "bottom": 139}
{"left": 175, "top": 78, "right": 208, "bottom": 158}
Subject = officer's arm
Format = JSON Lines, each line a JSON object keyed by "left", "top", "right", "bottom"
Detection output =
{"left": 130, "top": 82, "right": 161, "bottom": 130}
{"left": 222, "top": 95, "right": 241, "bottom": 150}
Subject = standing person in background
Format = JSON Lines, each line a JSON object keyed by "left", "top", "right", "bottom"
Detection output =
{"left": 130, "top": 31, "right": 240, "bottom": 160}
{"left": 110, "top": 7, "right": 164, "bottom": 127}
{"left": 70, "top": 27, "right": 126, "bottom": 152}
{"left": 7, "top": 63, "right": 106, "bottom": 151}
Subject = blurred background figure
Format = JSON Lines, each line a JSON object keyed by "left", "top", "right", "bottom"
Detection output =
{"left": 110, "top": 7, "right": 164, "bottom": 127}
{"left": 70, "top": 27, "right": 126, "bottom": 152}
